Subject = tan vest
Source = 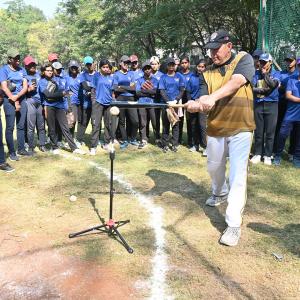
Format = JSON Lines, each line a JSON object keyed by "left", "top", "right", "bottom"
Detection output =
{"left": 203, "top": 52, "right": 255, "bottom": 137}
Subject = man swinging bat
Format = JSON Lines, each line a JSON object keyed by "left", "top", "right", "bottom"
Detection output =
{"left": 186, "top": 29, "right": 255, "bottom": 246}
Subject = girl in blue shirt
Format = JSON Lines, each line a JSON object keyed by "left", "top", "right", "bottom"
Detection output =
{"left": 159, "top": 58, "right": 185, "bottom": 152}
{"left": 38, "top": 63, "right": 84, "bottom": 155}
{"left": 90, "top": 59, "right": 115, "bottom": 155}
{"left": 274, "top": 60, "right": 300, "bottom": 168}
{"left": 0, "top": 49, "right": 28, "bottom": 160}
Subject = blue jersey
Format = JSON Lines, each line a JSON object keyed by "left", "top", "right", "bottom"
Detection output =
{"left": 79, "top": 70, "right": 98, "bottom": 109}
{"left": 130, "top": 69, "right": 143, "bottom": 81}
{"left": 66, "top": 74, "right": 81, "bottom": 105}
{"left": 158, "top": 72, "right": 185, "bottom": 101}
{"left": 92, "top": 73, "right": 114, "bottom": 106}
{"left": 180, "top": 71, "right": 193, "bottom": 88}
{"left": 0, "top": 64, "right": 26, "bottom": 95}
{"left": 38, "top": 78, "right": 65, "bottom": 109}
{"left": 186, "top": 73, "right": 206, "bottom": 100}
{"left": 252, "top": 69, "right": 281, "bottom": 103}
{"left": 113, "top": 70, "right": 135, "bottom": 97}
{"left": 279, "top": 69, "right": 299, "bottom": 99}
{"left": 136, "top": 76, "right": 159, "bottom": 104}
{"left": 152, "top": 70, "right": 164, "bottom": 82}
{"left": 25, "top": 72, "right": 41, "bottom": 104}
{"left": 285, "top": 76, "right": 300, "bottom": 121}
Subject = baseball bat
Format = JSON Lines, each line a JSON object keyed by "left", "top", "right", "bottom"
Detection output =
{"left": 110, "top": 101, "right": 186, "bottom": 109}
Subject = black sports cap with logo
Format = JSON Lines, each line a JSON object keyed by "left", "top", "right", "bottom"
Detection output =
{"left": 284, "top": 53, "right": 296, "bottom": 61}
{"left": 204, "top": 29, "right": 232, "bottom": 49}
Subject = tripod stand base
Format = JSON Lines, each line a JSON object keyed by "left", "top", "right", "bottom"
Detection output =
{"left": 69, "top": 219, "right": 133, "bottom": 254}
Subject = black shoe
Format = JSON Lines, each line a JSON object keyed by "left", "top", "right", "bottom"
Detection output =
{"left": 27, "top": 148, "right": 36, "bottom": 156}
{"left": 39, "top": 146, "right": 48, "bottom": 152}
{"left": 171, "top": 145, "right": 178, "bottom": 152}
{"left": 162, "top": 146, "right": 169, "bottom": 153}
{"left": 17, "top": 149, "right": 33, "bottom": 156}
{"left": 0, "top": 162, "right": 15, "bottom": 173}
{"left": 9, "top": 153, "right": 19, "bottom": 161}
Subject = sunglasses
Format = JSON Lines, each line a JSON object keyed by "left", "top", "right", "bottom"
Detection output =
{"left": 131, "top": 61, "right": 138, "bottom": 64}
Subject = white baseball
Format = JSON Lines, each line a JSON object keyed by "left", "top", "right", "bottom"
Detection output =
{"left": 69, "top": 195, "right": 77, "bottom": 202}
{"left": 110, "top": 106, "right": 120, "bottom": 116}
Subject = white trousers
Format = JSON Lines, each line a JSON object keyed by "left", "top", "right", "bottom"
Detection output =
{"left": 207, "top": 132, "right": 253, "bottom": 227}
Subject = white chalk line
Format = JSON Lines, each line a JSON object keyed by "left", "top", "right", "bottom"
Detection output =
{"left": 59, "top": 153, "right": 172, "bottom": 300}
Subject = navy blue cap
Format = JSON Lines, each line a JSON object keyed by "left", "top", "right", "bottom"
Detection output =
{"left": 252, "top": 49, "right": 264, "bottom": 57}
{"left": 204, "top": 29, "right": 232, "bottom": 49}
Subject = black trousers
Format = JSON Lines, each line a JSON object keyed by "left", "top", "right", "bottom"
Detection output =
{"left": 254, "top": 101, "right": 278, "bottom": 157}
{"left": 46, "top": 106, "right": 77, "bottom": 151}
{"left": 116, "top": 96, "right": 138, "bottom": 141}
{"left": 91, "top": 102, "right": 113, "bottom": 147}
{"left": 186, "top": 111, "right": 207, "bottom": 148}
{"left": 77, "top": 105, "right": 91, "bottom": 142}
{"left": 139, "top": 107, "right": 158, "bottom": 141}
{"left": 161, "top": 109, "right": 179, "bottom": 147}
{"left": 146, "top": 108, "right": 161, "bottom": 140}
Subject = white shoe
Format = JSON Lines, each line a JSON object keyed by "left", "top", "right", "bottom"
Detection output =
{"left": 263, "top": 156, "right": 272, "bottom": 165}
{"left": 250, "top": 155, "right": 261, "bottom": 164}
{"left": 52, "top": 149, "right": 60, "bottom": 155}
{"left": 206, "top": 194, "right": 227, "bottom": 207}
{"left": 220, "top": 227, "right": 241, "bottom": 246}
{"left": 202, "top": 149, "right": 207, "bottom": 157}
{"left": 90, "top": 148, "right": 96, "bottom": 156}
{"left": 73, "top": 148, "right": 86, "bottom": 155}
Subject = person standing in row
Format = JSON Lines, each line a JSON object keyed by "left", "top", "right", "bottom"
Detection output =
{"left": 159, "top": 57, "right": 185, "bottom": 153}
{"left": 113, "top": 55, "right": 139, "bottom": 148}
{"left": 24, "top": 55, "right": 47, "bottom": 154}
{"left": 90, "top": 59, "right": 115, "bottom": 155}
{"left": 0, "top": 89, "right": 15, "bottom": 172}
{"left": 186, "top": 59, "right": 208, "bottom": 155}
{"left": 251, "top": 53, "right": 280, "bottom": 165}
{"left": 66, "top": 60, "right": 81, "bottom": 139}
{"left": 136, "top": 60, "right": 159, "bottom": 148}
{"left": 274, "top": 58, "right": 300, "bottom": 168}
{"left": 0, "top": 49, "right": 29, "bottom": 161}
{"left": 78, "top": 56, "right": 97, "bottom": 145}
{"left": 38, "top": 63, "right": 85, "bottom": 155}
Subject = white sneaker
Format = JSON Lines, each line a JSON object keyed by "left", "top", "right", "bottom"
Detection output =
{"left": 202, "top": 149, "right": 207, "bottom": 157}
{"left": 52, "top": 149, "right": 60, "bottom": 155}
{"left": 250, "top": 155, "right": 261, "bottom": 164}
{"left": 206, "top": 194, "right": 227, "bottom": 207}
{"left": 73, "top": 148, "right": 86, "bottom": 155}
{"left": 263, "top": 156, "right": 272, "bottom": 165}
{"left": 220, "top": 227, "right": 241, "bottom": 246}
{"left": 90, "top": 148, "right": 96, "bottom": 156}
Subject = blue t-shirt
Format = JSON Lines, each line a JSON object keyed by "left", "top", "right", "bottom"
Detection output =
{"left": 79, "top": 71, "right": 98, "bottom": 109}
{"left": 158, "top": 72, "right": 185, "bottom": 101}
{"left": 113, "top": 70, "right": 135, "bottom": 97}
{"left": 136, "top": 76, "right": 159, "bottom": 104}
{"left": 38, "top": 78, "right": 65, "bottom": 109}
{"left": 285, "top": 76, "right": 300, "bottom": 121}
{"left": 279, "top": 69, "right": 298, "bottom": 99}
{"left": 130, "top": 69, "right": 143, "bottom": 81}
{"left": 180, "top": 71, "right": 193, "bottom": 88}
{"left": 25, "top": 72, "right": 41, "bottom": 104}
{"left": 152, "top": 70, "right": 164, "bottom": 82}
{"left": 252, "top": 69, "right": 281, "bottom": 103}
{"left": 186, "top": 72, "right": 207, "bottom": 100}
{"left": 66, "top": 74, "right": 81, "bottom": 105}
{"left": 92, "top": 73, "right": 114, "bottom": 106}
{"left": 0, "top": 64, "right": 26, "bottom": 96}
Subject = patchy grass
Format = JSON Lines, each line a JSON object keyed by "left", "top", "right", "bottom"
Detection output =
{"left": 0, "top": 127, "right": 299, "bottom": 299}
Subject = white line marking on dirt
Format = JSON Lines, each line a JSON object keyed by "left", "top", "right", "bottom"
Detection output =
{"left": 57, "top": 153, "right": 171, "bottom": 299}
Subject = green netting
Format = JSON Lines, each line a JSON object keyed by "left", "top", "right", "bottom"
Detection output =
{"left": 257, "top": 0, "right": 300, "bottom": 69}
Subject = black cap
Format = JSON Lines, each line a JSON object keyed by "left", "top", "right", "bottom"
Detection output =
{"left": 252, "top": 49, "right": 264, "bottom": 58}
{"left": 68, "top": 60, "right": 80, "bottom": 68}
{"left": 284, "top": 53, "right": 296, "bottom": 61}
{"left": 204, "top": 29, "right": 232, "bottom": 49}
{"left": 120, "top": 55, "right": 130, "bottom": 63}
{"left": 142, "top": 60, "right": 151, "bottom": 70}
{"left": 165, "top": 57, "right": 175, "bottom": 65}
